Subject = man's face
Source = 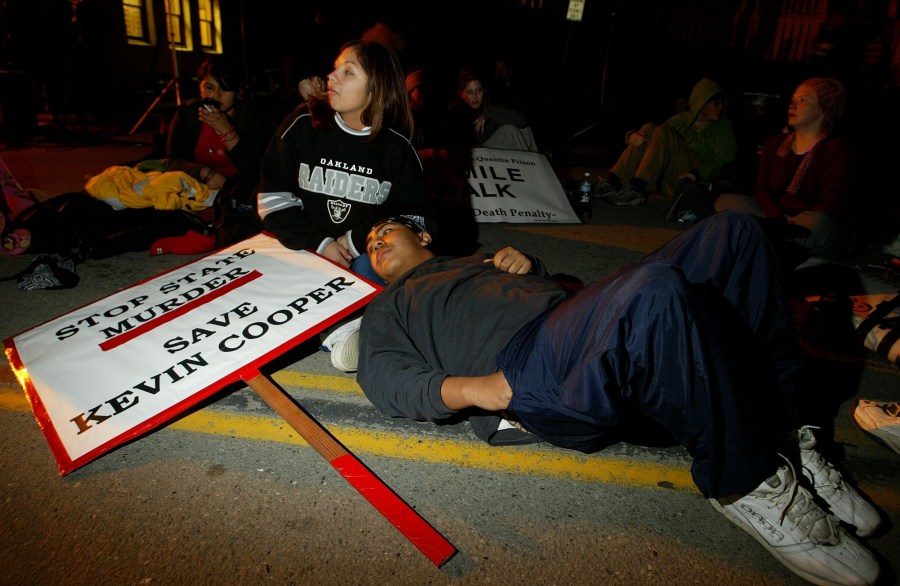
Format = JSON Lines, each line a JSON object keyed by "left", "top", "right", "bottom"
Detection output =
{"left": 366, "top": 221, "right": 434, "bottom": 283}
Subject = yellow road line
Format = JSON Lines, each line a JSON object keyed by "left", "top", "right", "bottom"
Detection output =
{"left": 171, "top": 409, "right": 695, "bottom": 491}
{"left": 0, "top": 390, "right": 27, "bottom": 411}
{"left": 0, "top": 387, "right": 690, "bottom": 490}
{"left": 2, "top": 386, "right": 899, "bottom": 511}
{"left": 271, "top": 371, "right": 362, "bottom": 395}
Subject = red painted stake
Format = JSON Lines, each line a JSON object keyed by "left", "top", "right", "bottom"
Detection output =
{"left": 242, "top": 369, "right": 457, "bottom": 567}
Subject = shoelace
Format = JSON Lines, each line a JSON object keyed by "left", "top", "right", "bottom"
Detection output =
{"left": 803, "top": 448, "right": 845, "bottom": 492}
{"left": 769, "top": 455, "right": 839, "bottom": 545}
{"left": 884, "top": 402, "right": 900, "bottom": 418}
{"left": 800, "top": 426, "right": 845, "bottom": 491}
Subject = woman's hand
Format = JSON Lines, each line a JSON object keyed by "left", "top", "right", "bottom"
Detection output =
{"left": 322, "top": 240, "right": 352, "bottom": 268}
{"left": 473, "top": 114, "right": 486, "bottom": 134}
{"left": 198, "top": 106, "right": 232, "bottom": 136}
{"left": 298, "top": 76, "right": 325, "bottom": 100}
{"left": 490, "top": 246, "right": 532, "bottom": 274}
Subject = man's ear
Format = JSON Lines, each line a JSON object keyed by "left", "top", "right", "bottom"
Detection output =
{"left": 418, "top": 231, "right": 432, "bottom": 247}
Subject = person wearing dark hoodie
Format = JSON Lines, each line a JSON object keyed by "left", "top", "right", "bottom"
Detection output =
{"left": 596, "top": 78, "right": 737, "bottom": 206}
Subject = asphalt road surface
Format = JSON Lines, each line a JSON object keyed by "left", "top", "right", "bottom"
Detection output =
{"left": 1, "top": 141, "right": 898, "bottom": 585}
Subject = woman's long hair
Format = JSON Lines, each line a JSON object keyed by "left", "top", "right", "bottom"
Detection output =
{"left": 308, "top": 40, "right": 413, "bottom": 141}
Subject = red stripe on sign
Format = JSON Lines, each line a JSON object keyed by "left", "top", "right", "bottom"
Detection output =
{"left": 99, "top": 270, "right": 263, "bottom": 351}
{"left": 330, "top": 453, "right": 457, "bottom": 566}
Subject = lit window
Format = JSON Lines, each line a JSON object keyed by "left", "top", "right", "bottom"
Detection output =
{"left": 123, "top": 0, "right": 155, "bottom": 46}
{"left": 197, "top": 0, "right": 222, "bottom": 53}
{"left": 165, "top": 0, "right": 193, "bottom": 51}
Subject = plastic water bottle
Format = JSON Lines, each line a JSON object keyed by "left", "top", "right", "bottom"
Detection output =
{"left": 579, "top": 172, "right": 593, "bottom": 204}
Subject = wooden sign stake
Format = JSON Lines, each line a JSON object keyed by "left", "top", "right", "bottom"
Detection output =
{"left": 241, "top": 368, "right": 457, "bottom": 567}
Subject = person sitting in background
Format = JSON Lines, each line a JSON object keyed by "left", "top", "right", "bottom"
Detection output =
{"left": 357, "top": 212, "right": 882, "bottom": 586}
{"left": 488, "top": 56, "right": 528, "bottom": 116}
{"left": 405, "top": 68, "right": 449, "bottom": 151}
{"left": 445, "top": 68, "right": 538, "bottom": 152}
{"left": 166, "top": 57, "right": 266, "bottom": 193}
{"left": 596, "top": 78, "right": 737, "bottom": 206}
{"left": 266, "top": 49, "right": 331, "bottom": 131}
{"left": 715, "top": 77, "right": 856, "bottom": 262}
{"left": 166, "top": 56, "right": 267, "bottom": 245}
{"left": 285, "top": 50, "right": 328, "bottom": 104}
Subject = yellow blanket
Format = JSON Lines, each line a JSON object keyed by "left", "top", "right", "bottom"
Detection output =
{"left": 85, "top": 166, "right": 212, "bottom": 212}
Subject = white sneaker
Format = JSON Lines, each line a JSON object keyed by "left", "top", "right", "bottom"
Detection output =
{"left": 853, "top": 399, "right": 900, "bottom": 455}
{"left": 711, "top": 456, "right": 880, "bottom": 586}
{"left": 798, "top": 426, "right": 881, "bottom": 537}
{"left": 321, "top": 317, "right": 362, "bottom": 373}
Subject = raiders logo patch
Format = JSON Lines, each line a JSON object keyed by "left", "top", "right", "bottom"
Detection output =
{"left": 328, "top": 199, "right": 351, "bottom": 223}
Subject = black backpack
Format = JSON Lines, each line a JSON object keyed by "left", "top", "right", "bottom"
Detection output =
{"left": 10, "top": 191, "right": 209, "bottom": 260}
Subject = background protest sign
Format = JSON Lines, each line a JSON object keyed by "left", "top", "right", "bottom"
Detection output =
{"left": 4, "top": 233, "right": 379, "bottom": 475}
{"left": 422, "top": 147, "right": 581, "bottom": 225}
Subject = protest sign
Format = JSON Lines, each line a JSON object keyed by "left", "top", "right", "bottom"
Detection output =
{"left": 5, "top": 233, "right": 458, "bottom": 566}
{"left": 4, "top": 233, "right": 379, "bottom": 475}
{"left": 422, "top": 147, "right": 581, "bottom": 225}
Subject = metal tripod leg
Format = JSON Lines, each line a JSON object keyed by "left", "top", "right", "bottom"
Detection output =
{"left": 129, "top": 77, "right": 177, "bottom": 135}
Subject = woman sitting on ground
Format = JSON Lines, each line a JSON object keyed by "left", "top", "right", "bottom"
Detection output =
{"left": 715, "top": 77, "right": 856, "bottom": 261}
{"left": 166, "top": 56, "right": 267, "bottom": 244}
{"left": 445, "top": 68, "right": 538, "bottom": 152}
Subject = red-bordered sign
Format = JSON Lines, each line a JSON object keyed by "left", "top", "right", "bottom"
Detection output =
{"left": 4, "top": 233, "right": 379, "bottom": 475}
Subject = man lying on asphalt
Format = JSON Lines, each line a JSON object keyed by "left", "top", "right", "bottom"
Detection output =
{"left": 356, "top": 211, "right": 882, "bottom": 586}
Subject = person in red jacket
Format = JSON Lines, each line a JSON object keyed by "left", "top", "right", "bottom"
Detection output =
{"left": 715, "top": 77, "right": 855, "bottom": 261}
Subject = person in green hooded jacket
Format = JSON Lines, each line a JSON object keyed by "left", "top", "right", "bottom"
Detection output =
{"left": 597, "top": 78, "right": 737, "bottom": 206}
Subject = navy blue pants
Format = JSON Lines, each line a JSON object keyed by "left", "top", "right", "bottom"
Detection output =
{"left": 351, "top": 252, "right": 386, "bottom": 287}
{"left": 500, "top": 212, "right": 801, "bottom": 498}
